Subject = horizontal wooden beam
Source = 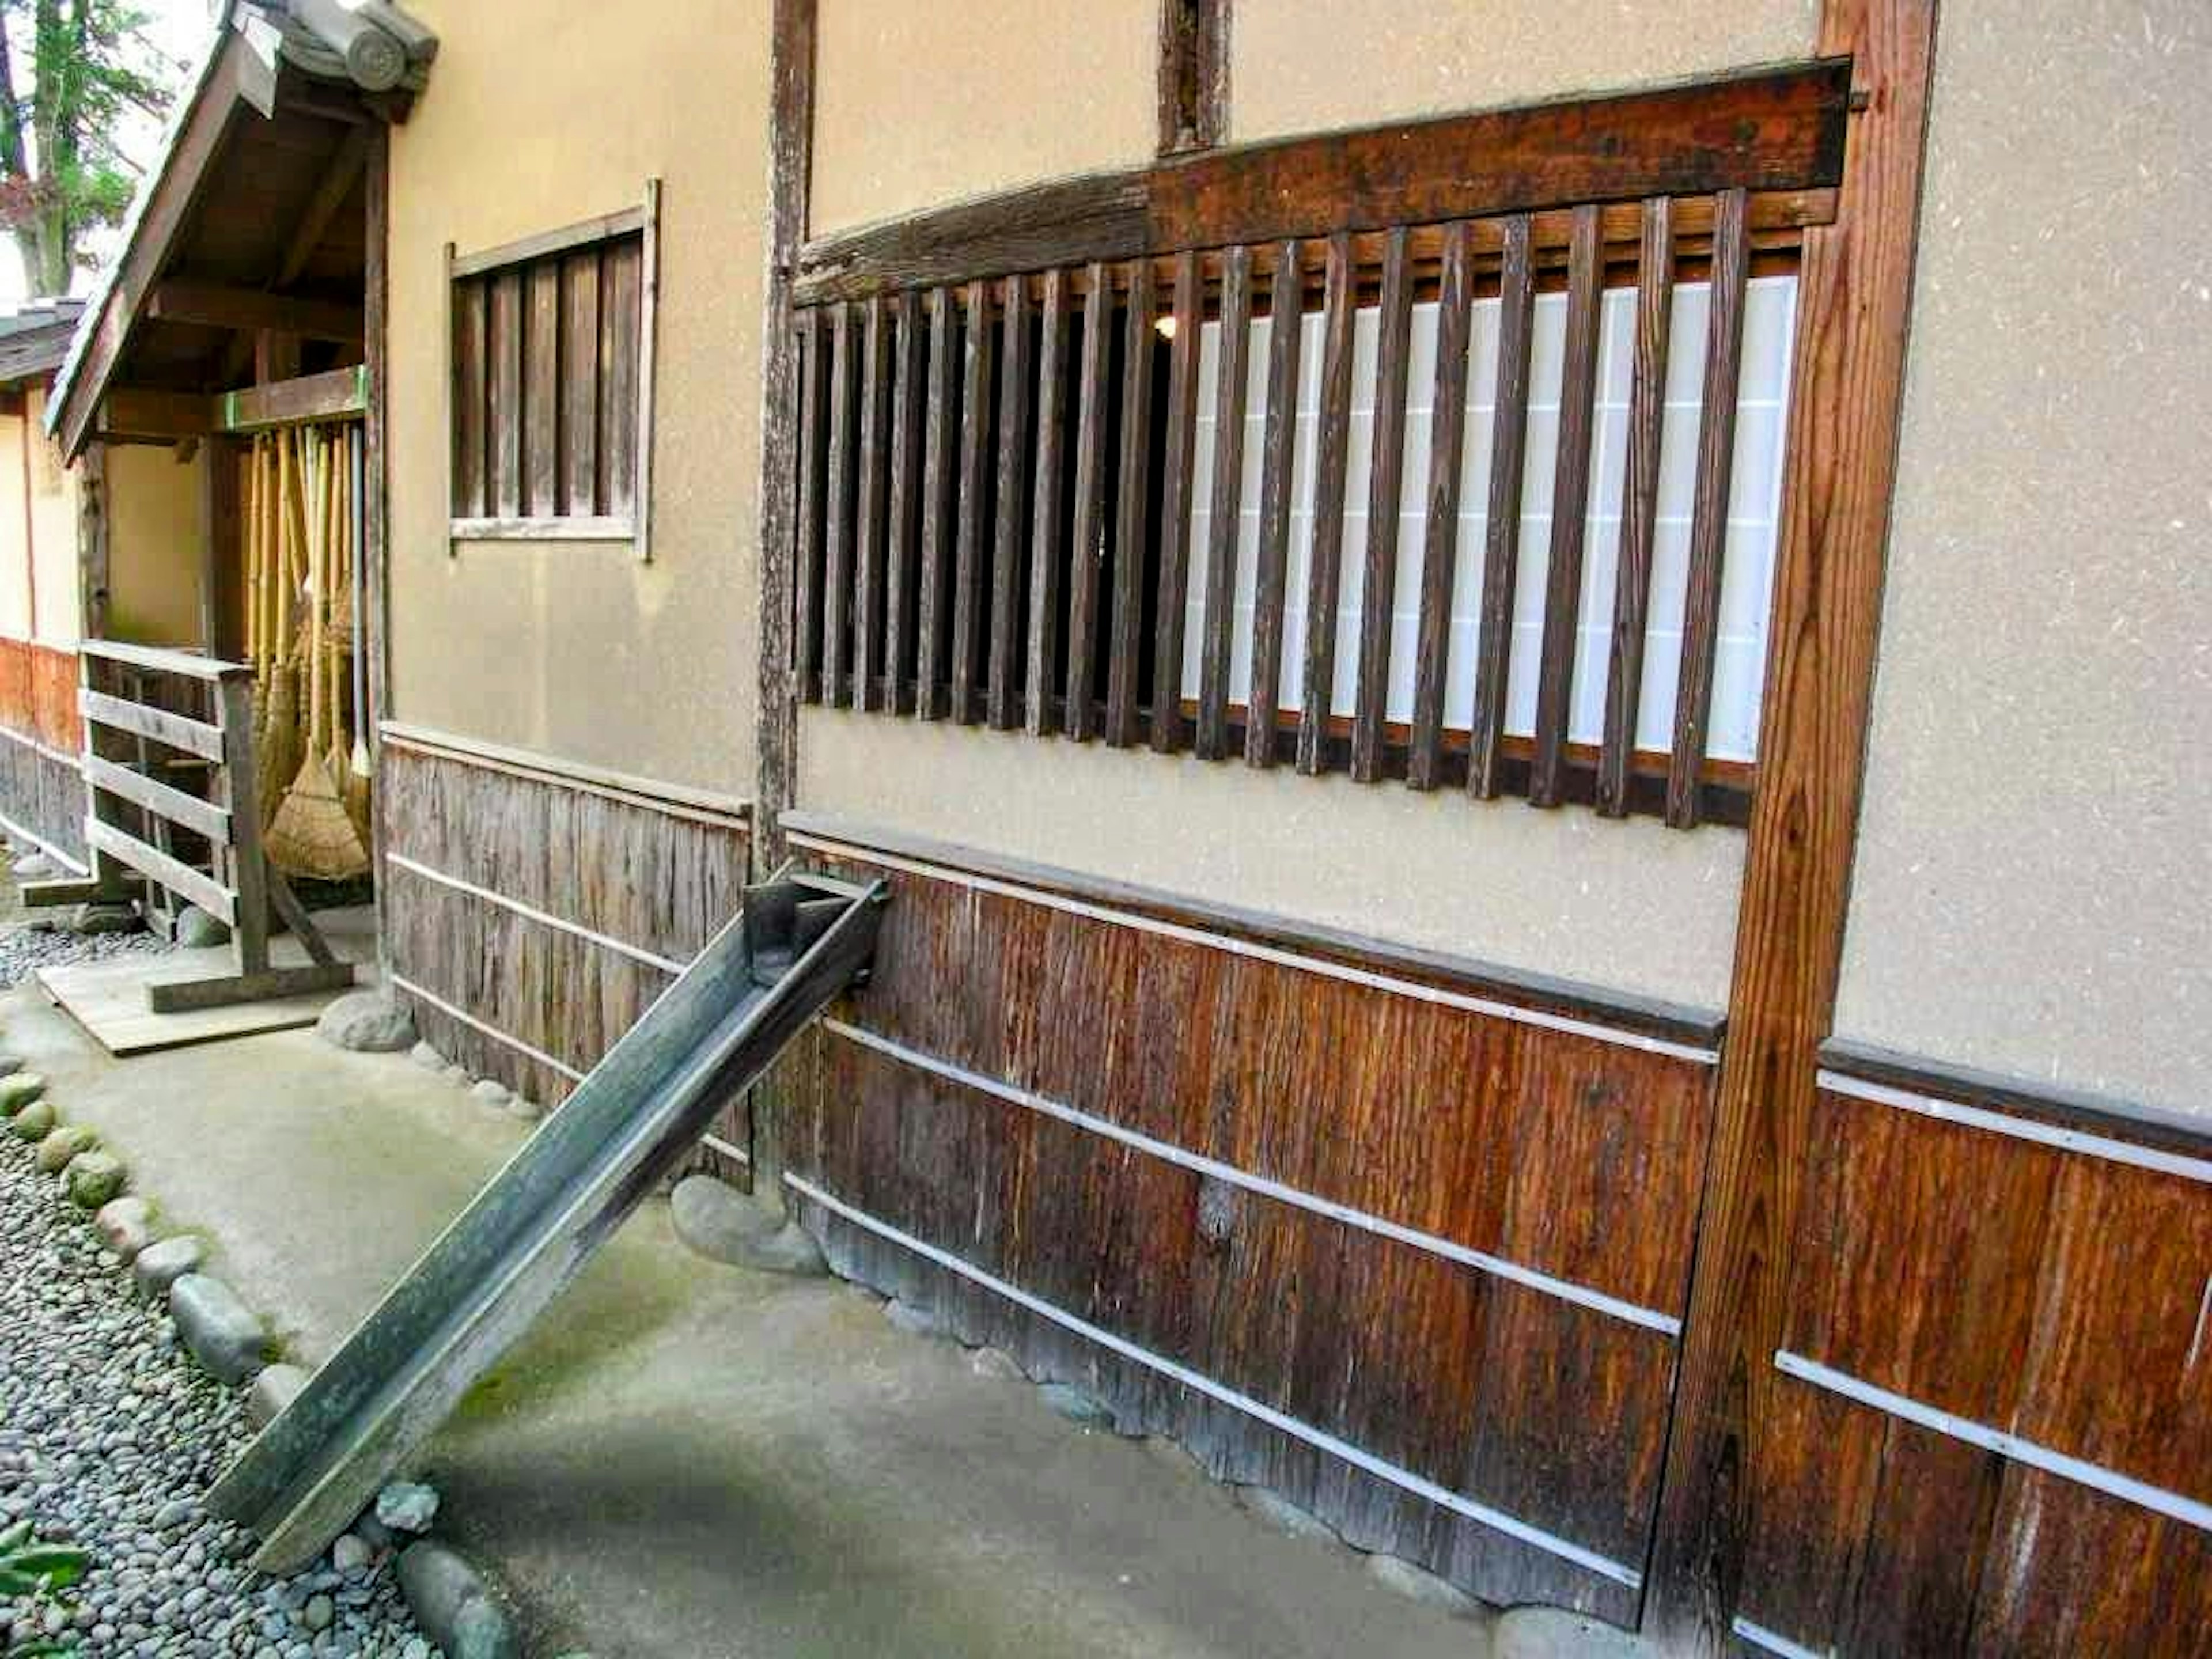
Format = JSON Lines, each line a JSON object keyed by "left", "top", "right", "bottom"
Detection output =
{"left": 86, "top": 819, "right": 236, "bottom": 925}
{"left": 79, "top": 687, "right": 227, "bottom": 762}
{"left": 81, "top": 638, "right": 251, "bottom": 681}
{"left": 450, "top": 206, "right": 647, "bottom": 280}
{"left": 215, "top": 364, "right": 369, "bottom": 431}
{"left": 147, "top": 961, "right": 356, "bottom": 1014}
{"left": 84, "top": 753, "right": 232, "bottom": 844}
{"left": 96, "top": 389, "right": 211, "bottom": 442}
{"left": 448, "top": 513, "right": 636, "bottom": 542}
{"left": 796, "top": 59, "right": 1850, "bottom": 304}
{"left": 147, "top": 281, "right": 365, "bottom": 344}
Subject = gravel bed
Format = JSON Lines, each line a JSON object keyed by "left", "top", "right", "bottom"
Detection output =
{"left": 0, "top": 922, "right": 173, "bottom": 990}
{"left": 0, "top": 1138, "right": 441, "bottom": 1657}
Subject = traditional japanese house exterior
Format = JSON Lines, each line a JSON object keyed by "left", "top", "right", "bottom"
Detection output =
{"left": 65, "top": 0, "right": 2212, "bottom": 1652}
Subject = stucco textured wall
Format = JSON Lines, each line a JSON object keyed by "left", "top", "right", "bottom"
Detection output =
{"left": 0, "top": 410, "right": 32, "bottom": 639}
{"left": 1229, "top": 1, "right": 1818, "bottom": 141}
{"left": 1833, "top": 2, "right": 2210, "bottom": 1118}
{"left": 810, "top": 0, "right": 1157, "bottom": 237}
{"left": 386, "top": 0, "right": 770, "bottom": 795}
{"left": 104, "top": 441, "right": 206, "bottom": 647}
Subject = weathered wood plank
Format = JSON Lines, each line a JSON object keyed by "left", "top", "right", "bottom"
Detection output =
{"left": 1064, "top": 266, "right": 1112, "bottom": 740}
{"left": 791, "top": 310, "right": 826, "bottom": 704}
{"left": 853, "top": 296, "right": 891, "bottom": 711}
{"left": 1349, "top": 228, "right": 1413, "bottom": 783}
{"left": 1024, "top": 270, "right": 1069, "bottom": 737}
{"left": 451, "top": 279, "right": 487, "bottom": 519}
{"left": 988, "top": 275, "right": 1033, "bottom": 729}
{"left": 1407, "top": 222, "right": 1474, "bottom": 790}
{"left": 78, "top": 689, "right": 225, "bottom": 763}
{"left": 1529, "top": 204, "right": 1604, "bottom": 808}
{"left": 1105, "top": 259, "right": 1156, "bottom": 745}
{"left": 598, "top": 238, "right": 641, "bottom": 521}
{"left": 1245, "top": 240, "right": 1304, "bottom": 768}
{"left": 560, "top": 251, "right": 601, "bottom": 517}
{"left": 488, "top": 268, "right": 523, "bottom": 519}
{"left": 1195, "top": 245, "right": 1253, "bottom": 762}
{"left": 1666, "top": 188, "right": 1752, "bottom": 828}
{"left": 524, "top": 260, "right": 561, "bottom": 517}
{"left": 1150, "top": 251, "right": 1203, "bottom": 753}
{"left": 950, "top": 281, "right": 995, "bottom": 725}
{"left": 1296, "top": 234, "right": 1356, "bottom": 776}
{"left": 83, "top": 754, "right": 230, "bottom": 845}
{"left": 1469, "top": 215, "right": 1536, "bottom": 800}
{"left": 821, "top": 301, "right": 856, "bottom": 706}
{"left": 1596, "top": 198, "right": 1675, "bottom": 817}
{"left": 86, "top": 820, "right": 233, "bottom": 926}
{"left": 1157, "top": 0, "right": 1228, "bottom": 156}
{"left": 885, "top": 291, "right": 925, "bottom": 712}
{"left": 915, "top": 287, "right": 957, "bottom": 720}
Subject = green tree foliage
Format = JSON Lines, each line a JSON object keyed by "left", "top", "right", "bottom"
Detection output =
{"left": 0, "top": 0, "right": 181, "bottom": 296}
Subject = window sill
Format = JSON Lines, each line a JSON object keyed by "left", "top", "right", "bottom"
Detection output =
{"left": 450, "top": 515, "right": 637, "bottom": 544}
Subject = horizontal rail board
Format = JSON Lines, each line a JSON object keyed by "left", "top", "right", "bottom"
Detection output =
{"left": 789, "top": 1172, "right": 1645, "bottom": 1589}
{"left": 386, "top": 853, "right": 688, "bottom": 975}
{"left": 85, "top": 819, "right": 234, "bottom": 925}
{"left": 796, "top": 60, "right": 1848, "bottom": 304}
{"left": 449, "top": 206, "right": 647, "bottom": 279}
{"left": 825, "top": 1017, "right": 1682, "bottom": 1333}
{"left": 377, "top": 722, "right": 751, "bottom": 827}
{"left": 79, "top": 690, "right": 226, "bottom": 763}
{"left": 83, "top": 755, "right": 231, "bottom": 844}
{"left": 449, "top": 515, "right": 637, "bottom": 542}
{"left": 214, "top": 365, "right": 369, "bottom": 432}
{"left": 390, "top": 972, "right": 587, "bottom": 1082}
{"left": 79, "top": 640, "right": 251, "bottom": 683}
{"left": 783, "top": 813, "right": 1722, "bottom": 1054}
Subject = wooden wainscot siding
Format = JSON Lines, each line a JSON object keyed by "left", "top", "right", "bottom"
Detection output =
{"left": 0, "top": 638, "right": 88, "bottom": 863}
{"left": 775, "top": 815, "right": 1724, "bottom": 1619}
{"left": 379, "top": 732, "right": 751, "bottom": 1178}
{"left": 1733, "top": 1052, "right": 2212, "bottom": 1658}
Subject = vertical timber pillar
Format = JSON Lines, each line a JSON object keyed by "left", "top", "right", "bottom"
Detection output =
{"left": 1645, "top": 1, "right": 1940, "bottom": 1652}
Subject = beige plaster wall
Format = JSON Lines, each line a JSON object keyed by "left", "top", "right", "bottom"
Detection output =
{"left": 1229, "top": 0, "right": 1819, "bottom": 142}
{"left": 385, "top": 0, "right": 771, "bottom": 795}
{"left": 1834, "top": 2, "right": 2210, "bottom": 1118}
{"left": 0, "top": 409, "right": 32, "bottom": 639}
{"left": 800, "top": 715, "right": 1745, "bottom": 1009}
{"left": 25, "top": 390, "right": 79, "bottom": 646}
{"left": 104, "top": 441, "right": 206, "bottom": 647}
{"left": 810, "top": 0, "right": 1157, "bottom": 236}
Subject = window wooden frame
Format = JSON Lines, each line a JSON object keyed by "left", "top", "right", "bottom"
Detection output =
{"left": 445, "top": 179, "right": 661, "bottom": 560}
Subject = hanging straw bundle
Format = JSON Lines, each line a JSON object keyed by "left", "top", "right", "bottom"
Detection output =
{"left": 265, "top": 422, "right": 370, "bottom": 881}
{"left": 258, "top": 428, "right": 305, "bottom": 828}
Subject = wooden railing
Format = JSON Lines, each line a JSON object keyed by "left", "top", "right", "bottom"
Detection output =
{"left": 782, "top": 62, "right": 1849, "bottom": 826}
{"left": 27, "top": 641, "right": 355, "bottom": 1012}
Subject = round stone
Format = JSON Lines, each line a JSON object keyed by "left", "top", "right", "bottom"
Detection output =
{"left": 0, "top": 1071, "right": 43, "bottom": 1117}
{"left": 64, "top": 1150, "right": 127, "bottom": 1209}
{"left": 175, "top": 906, "right": 232, "bottom": 949}
{"left": 10, "top": 1099, "right": 55, "bottom": 1142}
{"left": 36, "top": 1123, "right": 99, "bottom": 1174}
{"left": 316, "top": 991, "right": 416, "bottom": 1054}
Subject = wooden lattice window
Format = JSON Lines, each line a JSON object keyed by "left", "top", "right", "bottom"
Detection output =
{"left": 446, "top": 181, "right": 660, "bottom": 556}
{"left": 786, "top": 67, "right": 1849, "bottom": 826}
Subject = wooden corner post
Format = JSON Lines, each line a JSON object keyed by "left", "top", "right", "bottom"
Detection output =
{"left": 1645, "top": 1, "right": 1939, "bottom": 1652}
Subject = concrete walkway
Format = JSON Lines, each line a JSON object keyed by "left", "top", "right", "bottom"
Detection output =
{"left": 0, "top": 981, "right": 1640, "bottom": 1659}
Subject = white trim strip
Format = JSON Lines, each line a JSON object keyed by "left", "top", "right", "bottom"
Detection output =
{"left": 1817, "top": 1069, "right": 2212, "bottom": 1187}
{"left": 700, "top": 1132, "right": 752, "bottom": 1166}
{"left": 786, "top": 1171, "right": 1643, "bottom": 1589}
{"left": 387, "top": 853, "right": 690, "bottom": 976}
{"left": 378, "top": 722, "right": 751, "bottom": 827}
{"left": 389, "top": 974, "right": 586, "bottom": 1083}
{"left": 1731, "top": 1615, "right": 1828, "bottom": 1659}
{"left": 789, "top": 831, "right": 1718, "bottom": 1065}
{"left": 1775, "top": 1351, "right": 2212, "bottom": 1535}
{"left": 825, "top": 1017, "right": 1679, "bottom": 1336}
{"left": 0, "top": 808, "right": 88, "bottom": 876}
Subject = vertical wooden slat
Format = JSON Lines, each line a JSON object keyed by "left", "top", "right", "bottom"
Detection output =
{"left": 1297, "top": 233, "right": 1355, "bottom": 776}
{"left": 1105, "top": 258, "right": 1155, "bottom": 745}
{"left": 853, "top": 295, "right": 889, "bottom": 711}
{"left": 1025, "top": 270, "right": 1069, "bottom": 737}
{"left": 1529, "top": 204, "right": 1604, "bottom": 807}
{"left": 524, "top": 260, "right": 560, "bottom": 516}
{"left": 884, "top": 291, "right": 925, "bottom": 712}
{"left": 950, "top": 279, "right": 994, "bottom": 725}
{"left": 598, "top": 238, "right": 640, "bottom": 521}
{"left": 560, "top": 252, "right": 600, "bottom": 517}
{"left": 1596, "top": 198, "right": 1677, "bottom": 817}
{"left": 1349, "top": 226, "right": 1414, "bottom": 783}
{"left": 1407, "top": 221, "right": 1475, "bottom": 789}
{"left": 915, "top": 286, "right": 957, "bottom": 720}
{"left": 488, "top": 268, "right": 522, "bottom": 518}
{"left": 821, "top": 300, "right": 855, "bottom": 706}
{"left": 632, "top": 177, "right": 661, "bottom": 562}
{"left": 1195, "top": 244, "right": 1253, "bottom": 761}
{"left": 450, "top": 277, "right": 487, "bottom": 519}
{"left": 1149, "top": 250, "right": 1202, "bottom": 752}
{"left": 1064, "top": 264, "right": 1112, "bottom": 740}
{"left": 792, "top": 309, "right": 827, "bottom": 704}
{"left": 988, "top": 274, "right": 1032, "bottom": 729}
{"left": 1668, "top": 187, "right": 1752, "bottom": 828}
{"left": 1469, "top": 215, "right": 1535, "bottom": 798}
{"left": 1245, "top": 239, "right": 1304, "bottom": 768}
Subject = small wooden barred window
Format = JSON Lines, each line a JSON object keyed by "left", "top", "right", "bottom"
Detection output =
{"left": 447, "top": 183, "right": 660, "bottom": 554}
{"left": 788, "top": 68, "right": 1847, "bottom": 825}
